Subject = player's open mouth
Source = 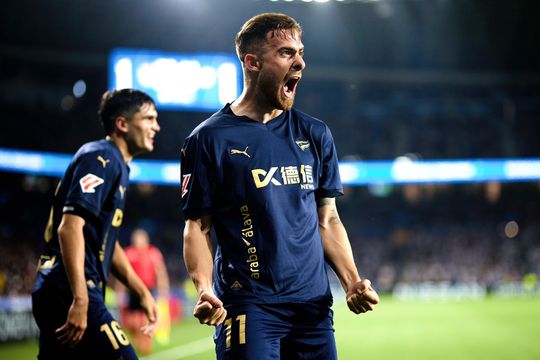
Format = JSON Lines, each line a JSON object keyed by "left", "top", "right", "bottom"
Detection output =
{"left": 283, "top": 76, "right": 300, "bottom": 98}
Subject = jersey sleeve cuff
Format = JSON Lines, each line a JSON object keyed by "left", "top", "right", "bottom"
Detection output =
{"left": 316, "top": 188, "right": 344, "bottom": 198}
{"left": 63, "top": 199, "right": 99, "bottom": 220}
{"left": 182, "top": 208, "right": 213, "bottom": 220}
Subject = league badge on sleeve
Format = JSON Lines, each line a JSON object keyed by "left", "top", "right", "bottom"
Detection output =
{"left": 79, "top": 173, "right": 105, "bottom": 193}
{"left": 181, "top": 174, "right": 191, "bottom": 198}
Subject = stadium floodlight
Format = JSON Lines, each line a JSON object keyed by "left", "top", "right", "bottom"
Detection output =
{"left": 72, "top": 80, "right": 86, "bottom": 98}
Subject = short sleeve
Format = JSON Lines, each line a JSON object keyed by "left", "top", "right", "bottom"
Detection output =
{"left": 180, "top": 132, "right": 217, "bottom": 219}
{"left": 63, "top": 151, "right": 120, "bottom": 219}
{"left": 316, "top": 125, "right": 344, "bottom": 199}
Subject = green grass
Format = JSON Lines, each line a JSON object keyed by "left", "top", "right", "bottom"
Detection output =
{"left": 334, "top": 296, "right": 540, "bottom": 360}
{"left": 2, "top": 296, "right": 539, "bottom": 359}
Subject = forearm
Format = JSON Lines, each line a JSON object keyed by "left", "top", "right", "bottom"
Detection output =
{"left": 321, "top": 223, "right": 361, "bottom": 291}
{"left": 112, "top": 243, "right": 151, "bottom": 299}
{"left": 183, "top": 217, "right": 214, "bottom": 295}
{"left": 318, "top": 198, "right": 361, "bottom": 292}
{"left": 58, "top": 214, "right": 88, "bottom": 303}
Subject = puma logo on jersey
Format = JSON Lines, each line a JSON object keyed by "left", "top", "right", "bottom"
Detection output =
{"left": 80, "top": 173, "right": 104, "bottom": 193}
{"left": 119, "top": 185, "right": 126, "bottom": 199}
{"left": 231, "top": 146, "right": 251, "bottom": 158}
{"left": 295, "top": 140, "right": 310, "bottom": 151}
{"left": 97, "top": 156, "right": 110, "bottom": 168}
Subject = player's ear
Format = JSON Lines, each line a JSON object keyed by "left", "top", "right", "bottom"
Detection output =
{"left": 115, "top": 116, "right": 129, "bottom": 134}
{"left": 244, "top": 54, "right": 261, "bottom": 72}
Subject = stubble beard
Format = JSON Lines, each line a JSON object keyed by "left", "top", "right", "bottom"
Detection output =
{"left": 259, "top": 73, "right": 295, "bottom": 111}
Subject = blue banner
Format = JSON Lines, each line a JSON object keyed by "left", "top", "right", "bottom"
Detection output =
{"left": 1, "top": 148, "right": 540, "bottom": 186}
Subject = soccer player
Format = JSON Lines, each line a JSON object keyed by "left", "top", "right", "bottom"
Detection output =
{"left": 181, "top": 13, "right": 380, "bottom": 360}
{"left": 32, "top": 89, "right": 161, "bottom": 359}
{"left": 122, "top": 228, "right": 170, "bottom": 355}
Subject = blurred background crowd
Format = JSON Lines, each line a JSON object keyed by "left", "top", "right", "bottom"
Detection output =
{"left": 1, "top": 0, "right": 539, "bottom": 300}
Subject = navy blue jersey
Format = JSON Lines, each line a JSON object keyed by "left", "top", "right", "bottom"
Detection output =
{"left": 33, "top": 139, "right": 129, "bottom": 301}
{"left": 181, "top": 104, "right": 343, "bottom": 305}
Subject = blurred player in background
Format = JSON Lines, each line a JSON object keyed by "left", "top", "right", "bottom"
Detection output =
{"left": 122, "top": 227, "right": 170, "bottom": 355}
{"left": 32, "top": 89, "right": 161, "bottom": 359}
{"left": 181, "top": 13, "right": 379, "bottom": 360}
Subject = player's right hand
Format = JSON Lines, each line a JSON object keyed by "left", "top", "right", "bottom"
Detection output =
{"left": 193, "top": 291, "right": 227, "bottom": 326}
{"left": 55, "top": 298, "right": 88, "bottom": 347}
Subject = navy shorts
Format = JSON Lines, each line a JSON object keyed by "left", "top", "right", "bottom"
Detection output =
{"left": 214, "top": 302, "right": 337, "bottom": 360}
{"left": 32, "top": 284, "right": 137, "bottom": 360}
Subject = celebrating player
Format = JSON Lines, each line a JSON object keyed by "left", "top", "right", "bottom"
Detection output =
{"left": 181, "top": 13, "right": 379, "bottom": 360}
{"left": 32, "top": 89, "right": 160, "bottom": 359}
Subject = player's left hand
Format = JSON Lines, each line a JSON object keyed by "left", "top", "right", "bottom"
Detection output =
{"left": 139, "top": 292, "right": 158, "bottom": 337}
{"left": 346, "top": 279, "right": 379, "bottom": 314}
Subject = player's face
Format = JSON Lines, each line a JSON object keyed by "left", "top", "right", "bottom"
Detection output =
{"left": 257, "top": 29, "right": 305, "bottom": 111}
{"left": 126, "top": 103, "right": 160, "bottom": 154}
{"left": 132, "top": 229, "right": 150, "bottom": 249}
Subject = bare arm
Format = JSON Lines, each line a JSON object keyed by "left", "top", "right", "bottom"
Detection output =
{"left": 112, "top": 242, "right": 157, "bottom": 335}
{"left": 318, "top": 197, "right": 379, "bottom": 314}
{"left": 156, "top": 254, "right": 170, "bottom": 298}
{"left": 183, "top": 216, "right": 226, "bottom": 326}
{"left": 55, "top": 213, "right": 88, "bottom": 345}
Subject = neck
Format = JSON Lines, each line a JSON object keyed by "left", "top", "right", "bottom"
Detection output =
{"left": 231, "top": 92, "right": 283, "bottom": 124}
{"left": 231, "top": 77, "right": 284, "bottom": 123}
{"left": 106, "top": 135, "right": 132, "bottom": 163}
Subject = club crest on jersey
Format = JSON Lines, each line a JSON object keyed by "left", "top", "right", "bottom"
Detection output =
{"left": 79, "top": 173, "right": 104, "bottom": 193}
{"left": 182, "top": 174, "right": 191, "bottom": 198}
{"left": 295, "top": 140, "right": 310, "bottom": 151}
{"left": 230, "top": 281, "right": 243, "bottom": 289}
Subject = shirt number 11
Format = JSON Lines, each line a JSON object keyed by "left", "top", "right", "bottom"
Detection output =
{"left": 225, "top": 314, "right": 246, "bottom": 349}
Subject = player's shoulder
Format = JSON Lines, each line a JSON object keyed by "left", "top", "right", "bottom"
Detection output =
{"left": 292, "top": 108, "right": 327, "bottom": 126}
{"left": 291, "top": 108, "right": 330, "bottom": 135}
{"left": 186, "top": 106, "right": 236, "bottom": 141}
{"left": 186, "top": 105, "right": 237, "bottom": 143}
{"left": 74, "top": 139, "right": 123, "bottom": 166}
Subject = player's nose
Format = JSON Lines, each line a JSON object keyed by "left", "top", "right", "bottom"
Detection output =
{"left": 292, "top": 53, "right": 305, "bottom": 72}
{"left": 153, "top": 119, "right": 161, "bottom": 133}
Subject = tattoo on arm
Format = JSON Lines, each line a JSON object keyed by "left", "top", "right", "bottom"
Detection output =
{"left": 329, "top": 209, "right": 341, "bottom": 225}
{"left": 317, "top": 198, "right": 332, "bottom": 208}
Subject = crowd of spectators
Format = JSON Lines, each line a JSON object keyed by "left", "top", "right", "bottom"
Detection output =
{"left": 1, "top": 171, "right": 538, "bottom": 296}
{"left": 339, "top": 181, "right": 540, "bottom": 293}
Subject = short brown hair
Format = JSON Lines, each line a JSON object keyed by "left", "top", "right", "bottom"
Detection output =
{"left": 235, "top": 13, "right": 302, "bottom": 63}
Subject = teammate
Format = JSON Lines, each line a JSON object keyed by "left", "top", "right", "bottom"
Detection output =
{"left": 32, "top": 89, "right": 161, "bottom": 359}
{"left": 122, "top": 228, "right": 170, "bottom": 355}
{"left": 181, "top": 13, "right": 380, "bottom": 359}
